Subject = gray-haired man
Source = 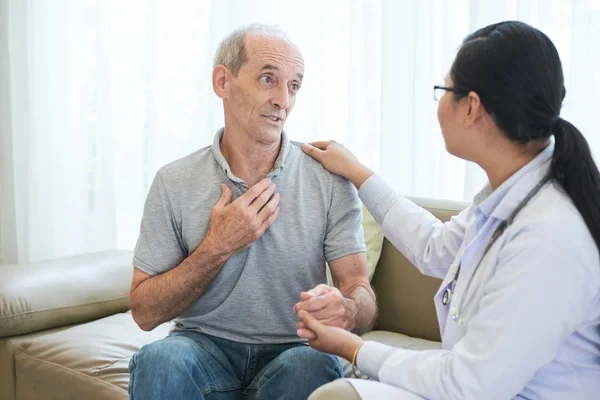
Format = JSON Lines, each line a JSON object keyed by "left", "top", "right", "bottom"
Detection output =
{"left": 127, "top": 24, "right": 376, "bottom": 400}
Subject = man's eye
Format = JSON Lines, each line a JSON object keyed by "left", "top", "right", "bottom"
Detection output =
{"left": 291, "top": 83, "right": 300, "bottom": 91}
{"left": 260, "top": 76, "right": 274, "bottom": 84}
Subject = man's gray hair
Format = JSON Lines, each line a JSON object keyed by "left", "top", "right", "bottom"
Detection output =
{"left": 213, "top": 24, "right": 290, "bottom": 76}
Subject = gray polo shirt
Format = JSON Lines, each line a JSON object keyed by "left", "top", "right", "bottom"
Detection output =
{"left": 133, "top": 129, "right": 366, "bottom": 344}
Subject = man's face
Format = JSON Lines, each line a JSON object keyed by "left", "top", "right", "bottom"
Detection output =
{"left": 224, "top": 34, "right": 304, "bottom": 145}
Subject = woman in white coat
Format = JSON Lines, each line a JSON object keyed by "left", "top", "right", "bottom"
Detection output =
{"left": 297, "top": 21, "right": 600, "bottom": 400}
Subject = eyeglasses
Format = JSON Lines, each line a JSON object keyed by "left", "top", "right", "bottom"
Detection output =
{"left": 433, "top": 85, "right": 469, "bottom": 102}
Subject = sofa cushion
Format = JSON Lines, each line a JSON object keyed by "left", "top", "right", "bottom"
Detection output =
{"left": 361, "top": 205, "right": 385, "bottom": 281}
{"left": 12, "top": 311, "right": 169, "bottom": 400}
{"left": 361, "top": 330, "right": 441, "bottom": 350}
{"left": 340, "top": 330, "right": 441, "bottom": 378}
{"left": 327, "top": 205, "right": 384, "bottom": 284}
{"left": 0, "top": 323, "right": 77, "bottom": 400}
{"left": 0, "top": 250, "right": 134, "bottom": 337}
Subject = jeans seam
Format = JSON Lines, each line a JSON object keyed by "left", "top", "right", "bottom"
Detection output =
{"left": 179, "top": 333, "right": 245, "bottom": 392}
{"left": 252, "top": 352, "right": 343, "bottom": 394}
{"left": 251, "top": 350, "right": 288, "bottom": 390}
{"left": 158, "top": 332, "right": 244, "bottom": 394}
{"left": 128, "top": 355, "right": 136, "bottom": 400}
{"left": 243, "top": 344, "right": 254, "bottom": 389}
{"left": 200, "top": 384, "right": 243, "bottom": 395}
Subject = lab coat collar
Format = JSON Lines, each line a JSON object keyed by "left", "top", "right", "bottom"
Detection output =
{"left": 474, "top": 141, "right": 555, "bottom": 222}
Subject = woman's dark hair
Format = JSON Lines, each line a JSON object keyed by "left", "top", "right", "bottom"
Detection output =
{"left": 450, "top": 21, "right": 600, "bottom": 252}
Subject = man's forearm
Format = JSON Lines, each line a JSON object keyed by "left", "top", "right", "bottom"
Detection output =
{"left": 343, "top": 284, "right": 377, "bottom": 335}
{"left": 130, "top": 241, "right": 231, "bottom": 331}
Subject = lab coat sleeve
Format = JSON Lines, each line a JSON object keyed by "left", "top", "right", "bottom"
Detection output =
{"left": 355, "top": 222, "right": 598, "bottom": 400}
{"left": 358, "top": 174, "right": 471, "bottom": 279}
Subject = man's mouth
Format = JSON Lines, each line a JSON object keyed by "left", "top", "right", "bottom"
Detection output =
{"left": 263, "top": 115, "right": 282, "bottom": 123}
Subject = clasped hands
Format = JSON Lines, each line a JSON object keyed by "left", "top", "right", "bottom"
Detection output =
{"left": 294, "top": 284, "right": 365, "bottom": 361}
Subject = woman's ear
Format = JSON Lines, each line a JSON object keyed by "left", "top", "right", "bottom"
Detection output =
{"left": 212, "top": 65, "right": 230, "bottom": 99}
{"left": 465, "top": 91, "right": 483, "bottom": 127}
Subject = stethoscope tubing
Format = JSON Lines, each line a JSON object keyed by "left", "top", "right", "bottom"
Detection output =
{"left": 443, "top": 174, "right": 553, "bottom": 322}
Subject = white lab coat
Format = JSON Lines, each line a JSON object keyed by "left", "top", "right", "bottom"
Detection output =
{"left": 347, "top": 143, "right": 600, "bottom": 399}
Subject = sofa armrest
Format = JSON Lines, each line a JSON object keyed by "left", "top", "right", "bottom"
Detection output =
{"left": 0, "top": 250, "right": 133, "bottom": 337}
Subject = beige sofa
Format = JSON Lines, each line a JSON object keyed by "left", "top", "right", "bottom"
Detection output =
{"left": 0, "top": 197, "right": 467, "bottom": 400}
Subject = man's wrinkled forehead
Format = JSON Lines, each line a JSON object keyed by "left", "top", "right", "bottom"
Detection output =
{"left": 244, "top": 34, "right": 304, "bottom": 77}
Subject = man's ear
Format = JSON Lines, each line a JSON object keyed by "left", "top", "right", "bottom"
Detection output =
{"left": 213, "top": 65, "right": 231, "bottom": 99}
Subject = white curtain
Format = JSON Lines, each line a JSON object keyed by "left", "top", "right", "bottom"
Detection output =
{"left": 1, "top": 0, "right": 599, "bottom": 264}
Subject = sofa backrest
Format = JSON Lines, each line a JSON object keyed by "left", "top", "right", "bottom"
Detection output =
{"left": 371, "top": 196, "right": 468, "bottom": 342}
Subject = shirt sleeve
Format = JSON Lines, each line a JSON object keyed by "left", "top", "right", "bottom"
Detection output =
{"left": 323, "top": 174, "right": 367, "bottom": 262}
{"left": 356, "top": 222, "right": 599, "bottom": 399}
{"left": 132, "top": 171, "right": 186, "bottom": 275}
{"left": 358, "top": 174, "right": 470, "bottom": 279}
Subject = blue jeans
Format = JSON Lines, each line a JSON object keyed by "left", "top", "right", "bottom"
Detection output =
{"left": 128, "top": 331, "right": 343, "bottom": 400}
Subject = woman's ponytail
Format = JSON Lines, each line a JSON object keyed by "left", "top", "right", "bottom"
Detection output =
{"left": 551, "top": 118, "right": 600, "bottom": 251}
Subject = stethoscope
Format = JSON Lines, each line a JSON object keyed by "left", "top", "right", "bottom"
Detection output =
{"left": 442, "top": 174, "right": 552, "bottom": 323}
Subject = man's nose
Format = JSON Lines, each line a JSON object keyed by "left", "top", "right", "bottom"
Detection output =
{"left": 271, "top": 84, "right": 290, "bottom": 110}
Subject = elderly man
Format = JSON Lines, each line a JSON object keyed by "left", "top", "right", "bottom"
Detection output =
{"left": 127, "top": 24, "right": 376, "bottom": 400}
